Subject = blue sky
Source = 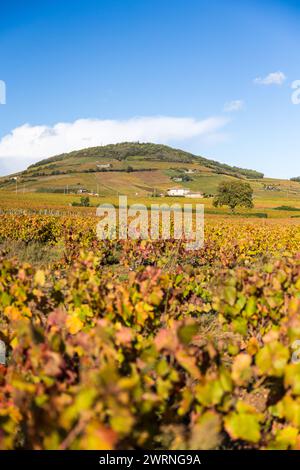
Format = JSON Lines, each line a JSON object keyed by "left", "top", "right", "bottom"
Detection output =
{"left": 1, "top": 0, "right": 300, "bottom": 177}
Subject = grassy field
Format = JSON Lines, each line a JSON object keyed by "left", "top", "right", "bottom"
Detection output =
{"left": 2, "top": 189, "right": 300, "bottom": 220}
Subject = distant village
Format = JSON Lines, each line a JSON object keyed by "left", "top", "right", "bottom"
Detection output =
{"left": 75, "top": 163, "right": 205, "bottom": 198}
{"left": 76, "top": 186, "right": 204, "bottom": 198}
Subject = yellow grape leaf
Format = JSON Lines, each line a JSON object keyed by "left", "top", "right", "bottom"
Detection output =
{"left": 34, "top": 270, "right": 46, "bottom": 287}
{"left": 66, "top": 316, "right": 84, "bottom": 335}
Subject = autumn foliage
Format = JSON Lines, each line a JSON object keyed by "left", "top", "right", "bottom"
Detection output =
{"left": 1, "top": 215, "right": 300, "bottom": 449}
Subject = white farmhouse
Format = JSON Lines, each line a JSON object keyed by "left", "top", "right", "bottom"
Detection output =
{"left": 167, "top": 188, "right": 190, "bottom": 197}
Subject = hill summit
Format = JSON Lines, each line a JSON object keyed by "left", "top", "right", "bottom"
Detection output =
{"left": 27, "top": 142, "right": 263, "bottom": 179}
{"left": 0, "top": 142, "right": 264, "bottom": 196}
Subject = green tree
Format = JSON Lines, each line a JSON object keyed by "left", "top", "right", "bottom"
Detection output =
{"left": 80, "top": 196, "right": 90, "bottom": 207}
{"left": 213, "top": 181, "right": 253, "bottom": 212}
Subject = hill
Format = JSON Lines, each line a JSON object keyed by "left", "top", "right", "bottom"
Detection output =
{"left": 0, "top": 143, "right": 266, "bottom": 197}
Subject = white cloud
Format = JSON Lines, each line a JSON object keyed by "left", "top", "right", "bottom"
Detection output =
{"left": 254, "top": 71, "right": 286, "bottom": 86}
{"left": 0, "top": 116, "right": 228, "bottom": 174}
{"left": 223, "top": 100, "right": 244, "bottom": 112}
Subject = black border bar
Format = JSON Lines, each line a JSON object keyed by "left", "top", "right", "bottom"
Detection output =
{"left": 0, "top": 450, "right": 298, "bottom": 467}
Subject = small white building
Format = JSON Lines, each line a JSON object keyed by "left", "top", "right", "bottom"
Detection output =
{"left": 167, "top": 188, "right": 190, "bottom": 197}
{"left": 97, "top": 163, "right": 112, "bottom": 169}
{"left": 172, "top": 177, "right": 183, "bottom": 182}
